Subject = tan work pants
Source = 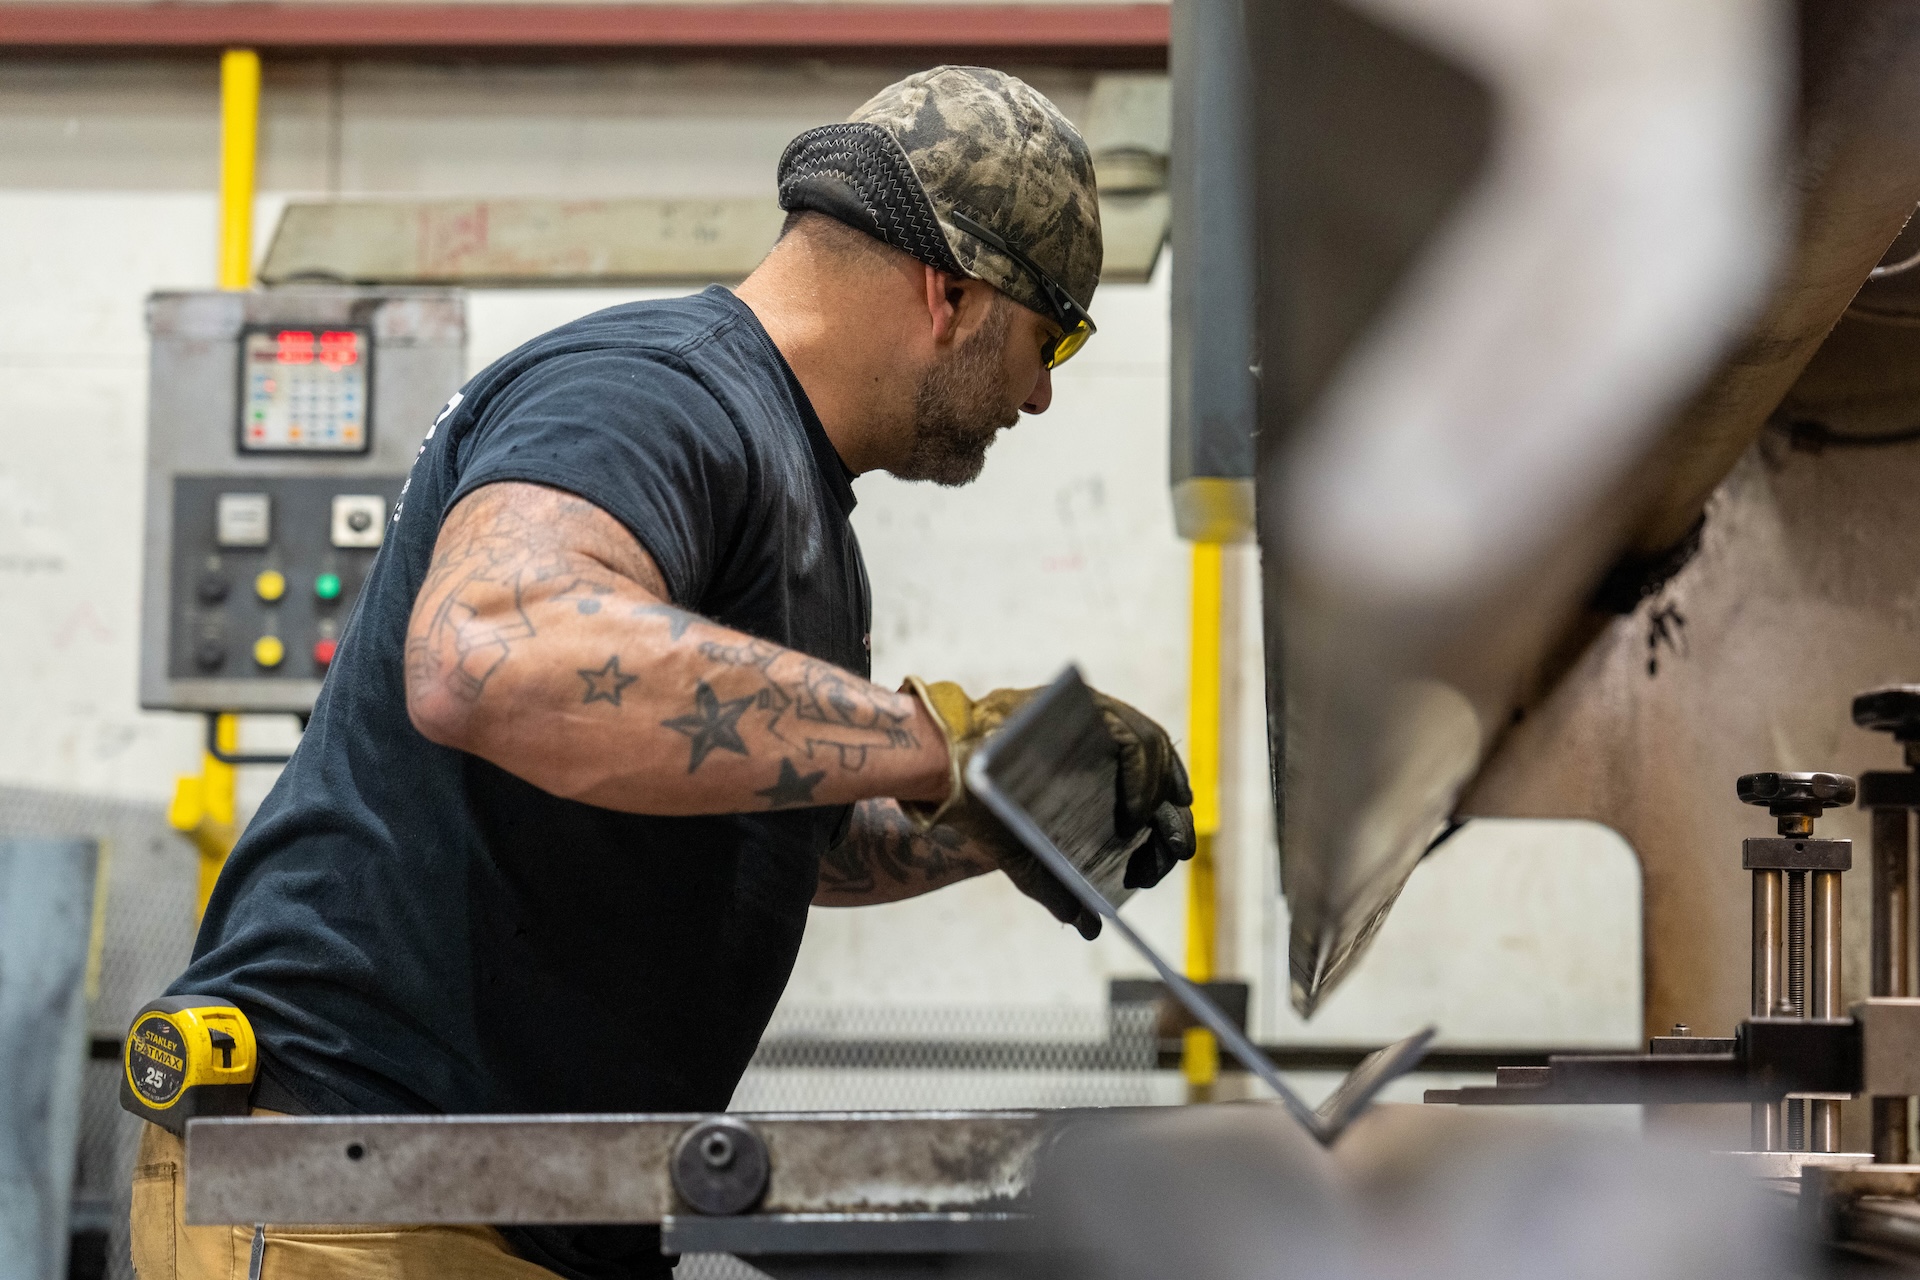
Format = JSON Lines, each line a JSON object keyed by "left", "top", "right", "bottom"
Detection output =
{"left": 130, "top": 1115, "right": 559, "bottom": 1279}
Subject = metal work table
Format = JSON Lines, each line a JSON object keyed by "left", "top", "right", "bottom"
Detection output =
{"left": 187, "top": 1110, "right": 1070, "bottom": 1275}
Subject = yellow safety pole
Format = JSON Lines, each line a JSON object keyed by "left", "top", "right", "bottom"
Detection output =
{"left": 170, "top": 716, "right": 240, "bottom": 920}
{"left": 171, "top": 47, "right": 259, "bottom": 920}
{"left": 216, "top": 49, "right": 260, "bottom": 292}
{"left": 1183, "top": 540, "right": 1223, "bottom": 1097}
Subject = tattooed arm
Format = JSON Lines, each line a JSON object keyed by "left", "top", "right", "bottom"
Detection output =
{"left": 813, "top": 798, "right": 997, "bottom": 906}
{"left": 405, "top": 481, "right": 952, "bottom": 814}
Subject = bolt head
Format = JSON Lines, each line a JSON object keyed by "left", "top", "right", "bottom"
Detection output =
{"left": 700, "top": 1131, "right": 735, "bottom": 1170}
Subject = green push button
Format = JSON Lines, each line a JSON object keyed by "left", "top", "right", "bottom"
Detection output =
{"left": 314, "top": 572, "right": 342, "bottom": 601}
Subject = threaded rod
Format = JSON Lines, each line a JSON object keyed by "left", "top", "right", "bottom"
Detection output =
{"left": 1787, "top": 871, "right": 1808, "bottom": 1017}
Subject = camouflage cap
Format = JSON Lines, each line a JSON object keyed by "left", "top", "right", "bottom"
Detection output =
{"left": 777, "top": 66, "right": 1102, "bottom": 320}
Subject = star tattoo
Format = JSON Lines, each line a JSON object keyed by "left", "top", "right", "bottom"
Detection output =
{"left": 755, "top": 757, "right": 827, "bottom": 808}
{"left": 577, "top": 654, "right": 637, "bottom": 707}
{"left": 661, "top": 681, "right": 753, "bottom": 772}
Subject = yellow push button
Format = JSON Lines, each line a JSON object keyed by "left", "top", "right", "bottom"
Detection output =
{"left": 252, "top": 635, "right": 285, "bottom": 669}
{"left": 254, "top": 570, "right": 286, "bottom": 602}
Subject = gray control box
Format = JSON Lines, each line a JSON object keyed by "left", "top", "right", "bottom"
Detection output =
{"left": 140, "top": 289, "right": 466, "bottom": 713}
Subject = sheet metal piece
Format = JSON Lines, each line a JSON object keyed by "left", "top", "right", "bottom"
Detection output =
{"left": 965, "top": 667, "right": 1433, "bottom": 1145}
{"left": 0, "top": 839, "right": 100, "bottom": 1279}
{"left": 260, "top": 190, "right": 1169, "bottom": 288}
{"left": 185, "top": 1111, "right": 1049, "bottom": 1226}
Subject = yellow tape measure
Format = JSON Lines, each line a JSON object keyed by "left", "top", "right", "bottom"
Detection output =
{"left": 120, "top": 997, "right": 257, "bottom": 1135}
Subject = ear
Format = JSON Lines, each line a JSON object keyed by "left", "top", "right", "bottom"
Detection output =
{"left": 923, "top": 264, "right": 963, "bottom": 347}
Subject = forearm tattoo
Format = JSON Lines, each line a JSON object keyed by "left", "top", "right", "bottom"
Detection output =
{"left": 407, "top": 485, "right": 634, "bottom": 702}
{"left": 818, "top": 799, "right": 993, "bottom": 899}
{"left": 408, "top": 483, "right": 930, "bottom": 809}
{"left": 681, "top": 634, "right": 921, "bottom": 778}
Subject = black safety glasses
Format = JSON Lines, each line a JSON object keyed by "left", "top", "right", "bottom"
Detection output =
{"left": 947, "top": 209, "right": 1096, "bottom": 369}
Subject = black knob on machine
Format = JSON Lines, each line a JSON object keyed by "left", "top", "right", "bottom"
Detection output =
{"left": 196, "top": 572, "right": 230, "bottom": 605}
{"left": 1738, "top": 771, "right": 1857, "bottom": 837}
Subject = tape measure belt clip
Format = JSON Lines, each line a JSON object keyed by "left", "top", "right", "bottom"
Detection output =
{"left": 119, "top": 996, "right": 260, "bottom": 1135}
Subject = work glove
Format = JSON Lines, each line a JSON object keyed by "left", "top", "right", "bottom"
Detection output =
{"left": 901, "top": 678, "right": 1197, "bottom": 940}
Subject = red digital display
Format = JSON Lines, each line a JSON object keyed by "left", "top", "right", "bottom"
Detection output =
{"left": 319, "top": 330, "right": 360, "bottom": 369}
{"left": 270, "top": 330, "right": 360, "bottom": 368}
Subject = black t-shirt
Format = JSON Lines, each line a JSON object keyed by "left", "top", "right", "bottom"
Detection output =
{"left": 171, "top": 287, "right": 871, "bottom": 1278}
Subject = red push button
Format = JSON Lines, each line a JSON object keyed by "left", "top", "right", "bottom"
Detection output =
{"left": 313, "top": 638, "right": 338, "bottom": 667}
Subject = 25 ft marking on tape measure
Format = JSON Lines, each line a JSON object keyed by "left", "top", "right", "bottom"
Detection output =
{"left": 128, "top": 1014, "right": 188, "bottom": 1107}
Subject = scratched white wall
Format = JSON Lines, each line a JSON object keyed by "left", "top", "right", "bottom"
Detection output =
{"left": 0, "top": 55, "right": 1642, "bottom": 1049}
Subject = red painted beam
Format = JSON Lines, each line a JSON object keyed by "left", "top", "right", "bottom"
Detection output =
{"left": 0, "top": 3, "right": 1169, "bottom": 58}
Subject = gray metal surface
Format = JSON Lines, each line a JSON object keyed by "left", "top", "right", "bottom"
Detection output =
{"left": 260, "top": 199, "right": 786, "bottom": 286}
{"left": 185, "top": 1112, "right": 1051, "bottom": 1227}
{"left": 1742, "top": 838, "right": 1852, "bottom": 871}
{"left": 1465, "top": 435, "right": 1920, "bottom": 1046}
{"left": 1855, "top": 999, "right": 1920, "bottom": 1098}
{"left": 1460, "top": 5, "right": 1920, "bottom": 1048}
{"left": 662, "top": 1212, "right": 1028, "bottom": 1256}
{"left": 0, "top": 785, "right": 197, "bottom": 1280}
{"left": 1802, "top": 1163, "right": 1920, "bottom": 1265}
{"left": 1713, "top": 1150, "right": 1872, "bottom": 1181}
{"left": 140, "top": 288, "right": 465, "bottom": 713}
{"left": 728, "top": 1003, "right": 1179, "bottom": 1113}
{"left": 1260, "top": 0, "right": 1920, "bottom": 1027}
{"left": 1167, "top": 0, "right": 1255, "bottom": 541}
{"left": 1812, "top": 871, "right": 1844, "bottom": 1149}
{"left": 1833, "top": 1195, "right": 1920, "bottom": 1266}
{"left": 0, "top": 838, "right": 100, "bottom": 1280}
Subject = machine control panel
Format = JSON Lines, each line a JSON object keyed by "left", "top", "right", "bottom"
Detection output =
{"left": 168, "top": 475, "right": 403, "bottom": 682}
{"left": 141, "top": 288, "right": 465, "bottom": 713}
{"left": 240, "top": 327, "right": 370, "bottom": 453}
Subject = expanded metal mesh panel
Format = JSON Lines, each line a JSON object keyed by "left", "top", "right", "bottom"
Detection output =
{"left": 732, "top": 1003, "right": 1182, "bottom": 1111}
{"left": 679, "top": 1254, "right": 775, "bottom": 1280}
{"left": 0, "top": 786, "right": 197, "bottom": 1280}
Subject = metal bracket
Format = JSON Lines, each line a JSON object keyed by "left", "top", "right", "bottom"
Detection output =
{"left": 205, "top": 712, "right": 302, "bottom": 766}
{"left": 1742, "top": 837, "right": 1852, "bottom": 871}
{"left": 1855, "top": 998, "right": 1920, "bottom": 1097}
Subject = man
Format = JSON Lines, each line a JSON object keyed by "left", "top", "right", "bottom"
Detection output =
{"left": 131, "top": 66, "right": 1194, "bottom": 1280}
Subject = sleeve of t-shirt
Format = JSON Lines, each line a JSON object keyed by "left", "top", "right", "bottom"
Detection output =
{"left": 446, "top": 348, "right": 751, "bottom": 607}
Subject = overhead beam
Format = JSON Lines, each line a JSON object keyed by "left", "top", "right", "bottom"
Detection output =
{"left": 0, "top": 3, "right": 1168, "bottom": 63}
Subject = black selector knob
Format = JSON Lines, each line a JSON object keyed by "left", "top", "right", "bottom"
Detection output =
{"left": 196, "top": 572, "right": 231, "bottom": 605}
{"left": 1738, "top": 771, "right": 1858, "bottom": 836}
{"left": 193, "top": 638, "right": 227, "bottom": 671}
{"left": 346, "top": 509, "right": 373, "bottom": 533}
{"left": 1855, "top": 686, "right": 1920, "bottom": 771}
{"left": 1854, "top": 686, "right": 1920, "bottom": 804}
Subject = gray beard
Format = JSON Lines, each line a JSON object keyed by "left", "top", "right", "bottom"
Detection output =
{"left": 894, "top": 300, "right": 1018, "bottom": 487}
